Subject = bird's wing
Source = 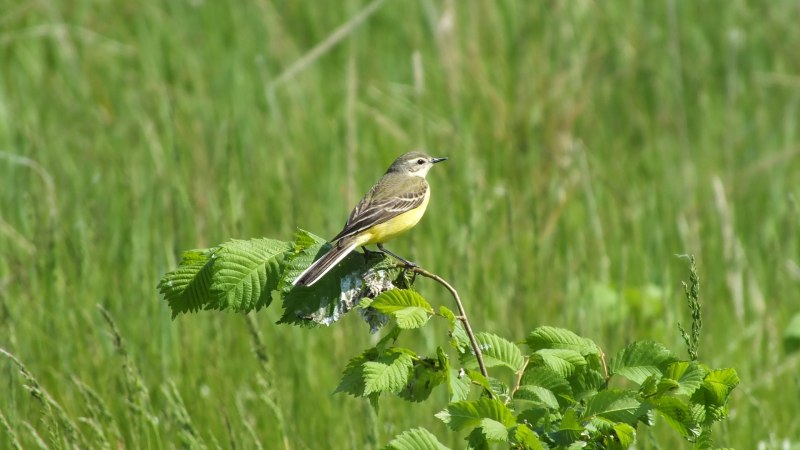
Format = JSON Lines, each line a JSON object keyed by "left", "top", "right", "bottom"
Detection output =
{"left": 331, "top": 174, "right": 428, "bottom": 242}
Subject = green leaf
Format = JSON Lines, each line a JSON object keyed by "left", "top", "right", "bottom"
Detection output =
{"left": 609, "top": 341, "right": 677, "bottom": 384}
{"left": 440, "top": 306, "right": 470, "bottom": 352}
{"left": 487, "top": 377, "right": 511, "bottom": 403}
{"left": 470, "top": 333, "right": 525, "bottom": 372}
{"left": 335, "top": 349, "right": 375, "bottom": 397}
{"left": 690, "top": 368, "right": 739, "bottom": 426}
{"left": 465, "top": 370, "right": 494, "bottom": 396}
{"left": 279, "top": 230, "right": 396, "bottom": 327}
{"left": 465, "top": 428, "right": 489, "bottom": 450}
{"left": 611, "top": 423, "right": 635, "bottom": 449}
{"left": 399, "top": 357, "right": 446, "bottom": 402}
{"left": 509, "top": 425, "right": 544, "bottom": 450}
{"left": 448, "top": 368, "right": 471, "bottom": 403}
{"left": 531, "top": 349, "right": 586, "bottom": 377}
{"left": 517, "top": 408, "right": 550, "bottom": 430}
{"left": 440, "top": 345, "right": 470, "bottom": 402}
{"left": 526, "top": 326, "right": 600, "bottom": 356}
{"left": 701, "top": 368, "right": 740, "bottom": 404}
{"left": 664, "top": 362, "right": 707, "bottom": 396}
{"left": 385, "top": 427, "right": 451, "bottom": 450}
{"left": 583, "top": 389, "right": 649, "bottom": 424}
{"left": 479, "top": 418, "right": 508, "bottom": 442}
{"left": 569, "top": 368, "right": 606, "bottom": 401}
{"left": 158, "top": 247, "right": 217, "bottom": 317}
{"left": 655, "top": 378, "right": 680, "bottom": 396}
{"left": 649, "top": 397, "right": 700, "bottom": 438}
{"left": 549, "top": 408, "right": 584, "bottom": 446}
{"left": 639, "top": 374, "right": 659, "bottom": 397}
{"left": 363, "top": 349, "right": 415, "bottom": 395}
{"left": 371, "top": 290, "right": 433, "bottom": 329}
{"left": 436, "top": 398, "right": 516, "bottom": 431}
{"left": 515, "top": 385, "right": 559, "bottom": 409}
{"left": 516, "top": 366, "right": 574, "bottom": 409}
{"left": 209, "top": 238, "right": 291, "bottom": 312}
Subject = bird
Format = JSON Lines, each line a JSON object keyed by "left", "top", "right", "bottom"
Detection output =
{"left": 293, "top": 151, "right": 447, "bottom": 287}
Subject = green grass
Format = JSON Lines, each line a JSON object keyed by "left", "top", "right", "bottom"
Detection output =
{"left": 1, "top": 0, "right": 799, "bottom": 448}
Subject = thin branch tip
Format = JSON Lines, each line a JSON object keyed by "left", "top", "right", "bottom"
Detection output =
{"left": 409, "top": 266, "right": 491, "bottom": 389}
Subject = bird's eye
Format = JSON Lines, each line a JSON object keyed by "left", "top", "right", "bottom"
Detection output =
{"left": 417, "top": 159, "right": 425, "bottom": 165}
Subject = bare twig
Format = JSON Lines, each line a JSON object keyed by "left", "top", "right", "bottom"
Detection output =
{"left": 409, "top": 267, "right": 491, "bottom": 384}
{"left": 509, "top": 357, "right": 530, "bottom": 404}
{"left": 600, "top": 349, "right": 609, "bottom": 381}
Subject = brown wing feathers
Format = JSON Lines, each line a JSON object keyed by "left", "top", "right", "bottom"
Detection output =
{"left": 331, "top": 176, "right": 428, "bottom": 242}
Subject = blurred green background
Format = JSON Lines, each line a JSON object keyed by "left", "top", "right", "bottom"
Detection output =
{"left": 2, "top": 0, "right": 799, "bottom": 448}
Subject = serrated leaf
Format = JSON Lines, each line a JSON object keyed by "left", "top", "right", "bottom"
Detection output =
{"left": 399, "top": 357, "right": 446, "bottom": 402}
{"left": 517, "top": 408, "right": 549, "bottom": 429}
{"left": 466, "top": 370, "right": 494, "bottom": 396}
{"left": 364, "top": 350, "right": 415, "bottom": 395}
{"left": 372, "top": 290, "right": 433, "bottom": 329}
{"left": 609, "top": 341, "right": 677, "bottom": 384}
{"left": 690, "top": 368, "right": 738, "bottom": 426}
{"left": 291, "top": 228, "right": 323, "bottom": 252}
{"left": 532, "top": 349, "right": 586, "bottom": 377}
{"left": 509, "top": 425, "right": 544, "bottom": 450}
{"left": 655, "top": 378, "right": 680, "bottom": 396}
{"left": 448, "top": 368, "right": 471, "bottom": 403}
{"left": 516, "top": 366, "right": 574, "bottom": 408}
{"left": 372, "top": 289, "right": 432, "bottom": 312}
{"left": 487, "top": 377, "right": 511, "bottom": 402}
{"left": 639, "top": 374, "right": 660, "bottom": 397}
{"left": 549, "top": 408, "right": 584, "bottom": 446}
{"left": 649, "top": 397, "right": 700, "bottom": 438}
{"left": 466, "top": 428, "right": 489, "bottom": 450}
{"left": 438, "top": 347, "right": 470, "bottom": 402}
{"left": 569, "top": 368, "right": 606, "bottom": 401}
{"left": 702, "top": 369, "right": 740, "bottom": 403}
{"left": 209, "top": 238, "right": 291, "bottom": 312}
{"left": 480, "top": 418, "right": 508, "bottom": 442}
{"left": 664, "top": 362, "right": 707, "bottom": 396}
{"left": 515, "top": 385, "right": 559, "bottom": 409}
{"left": 526, "top": 326, "right": 600, "bottom": 356}
{"left": 583, "top": 389, "right": 649, "bottom": 424}
{"left": 335, "top": 349, "right": 375, "bottom": 397}
{"left": 440, "top": 306, "right": 470, "bottom": 352}
{"left": 436, "top": 398, "right": 516, "bottom": 430}
{"left": 470, "top": 333, "right": 525, "bottom": 371}
{"left": 611, "top": 423, "right": 635, "bottom": 449}
{"left": 158, "top": 247, "right": 217, "bottom": 317}
{"left": 385, "top": 427, "right": 451, "bottom": 450}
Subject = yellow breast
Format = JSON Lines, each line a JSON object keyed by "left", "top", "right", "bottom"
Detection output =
{"left": 361, "top": 188, "right": 431, "bottom": 245}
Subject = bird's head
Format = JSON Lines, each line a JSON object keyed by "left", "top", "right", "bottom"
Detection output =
{"left": 386, "top": 151, "right": 448, "bottom": 177}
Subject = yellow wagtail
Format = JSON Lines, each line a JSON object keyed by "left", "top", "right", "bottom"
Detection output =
{"left": 293, "top": 151, "right": 447, "bottom": 287}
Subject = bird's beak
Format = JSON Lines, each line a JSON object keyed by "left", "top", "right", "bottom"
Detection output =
{"left": 431, "top": 157, "right": 448, "bottom": 164}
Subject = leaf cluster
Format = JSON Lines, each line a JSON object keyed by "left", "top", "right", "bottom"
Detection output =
{"left": 157, "top": 230, "right": 399, "bottom": 325}
{"left": 158, "top": 236, "right": 739, "bottom": 449}
{"left": 372, "top": 325, "right": 738, "bottom": 450}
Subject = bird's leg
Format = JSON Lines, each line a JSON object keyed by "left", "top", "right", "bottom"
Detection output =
{"left": 360, "top": 246, "right": 382, "bottom": 261}
{"left": 377, "top": 243, "right": 418, "bottom": 268}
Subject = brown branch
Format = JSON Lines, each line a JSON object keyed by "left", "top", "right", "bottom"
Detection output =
{"left": 408, "top": 267, "right": 491, "bottom": 385}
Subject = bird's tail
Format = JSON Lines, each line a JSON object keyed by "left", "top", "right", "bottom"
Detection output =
{"left": 292, "top": 237, "right": 359, "bottom": 287}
